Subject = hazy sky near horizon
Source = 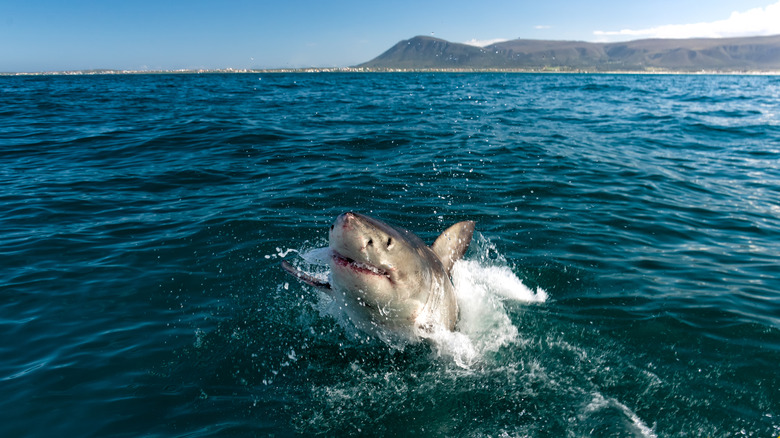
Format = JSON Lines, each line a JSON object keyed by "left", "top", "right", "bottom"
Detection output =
{"left": 3, "top": 0, "right": 780, "bottom": 72}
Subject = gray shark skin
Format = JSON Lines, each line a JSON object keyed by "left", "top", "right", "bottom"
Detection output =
{"left": 281, "top": 212, "right": 475, "bottom": 333}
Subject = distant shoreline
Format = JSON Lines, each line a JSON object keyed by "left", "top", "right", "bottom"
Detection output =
{"left": 3, "top": 67, "right": 780, "bottom": 76}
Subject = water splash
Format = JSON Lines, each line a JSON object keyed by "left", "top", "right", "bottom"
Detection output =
{"left": 424, "top": 258, "right": 548, "bottom": 368}
{"left": 292, "top": 236, "right": 547, "bottom": 369}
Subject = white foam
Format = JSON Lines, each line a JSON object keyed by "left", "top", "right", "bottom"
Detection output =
{"left": 300, "top": 247, "right": 331, "bottom": 265}
{"left": 454, "top": 259, "right": 548, "bottom": 303}
{"left": 422, "top": 258, "right": 548, "bottom": 368}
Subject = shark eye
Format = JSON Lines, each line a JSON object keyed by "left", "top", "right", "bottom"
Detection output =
{"left": 386, "top": 237, "right": 393, "bottom": 248}
{"left": 367, "top": 238, "right": 373, "bottom": 246}
{"left": 330, "top": 225, "right": 334, "bottom": 231}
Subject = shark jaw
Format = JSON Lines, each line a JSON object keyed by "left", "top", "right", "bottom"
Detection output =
{"left": 331, "top": 250, "right": 392, "bottom": 281}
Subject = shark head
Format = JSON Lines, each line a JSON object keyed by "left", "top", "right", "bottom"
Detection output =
{"left": 329, "top": 212, "right": 429, "bottom": 302}
{"left": 327, "top": 212, "right": 475, "bottom": 331}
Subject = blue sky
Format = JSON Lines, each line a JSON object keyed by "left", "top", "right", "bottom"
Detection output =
{"left": 2, "top": 0, "right": 779, "bottom": 72}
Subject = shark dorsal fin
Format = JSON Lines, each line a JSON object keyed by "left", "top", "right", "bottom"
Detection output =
{"left": 431, "top": 221, "right": 476, "bottom": 275}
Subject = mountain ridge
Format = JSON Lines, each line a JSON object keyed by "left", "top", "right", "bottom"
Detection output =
{"left": 358, "top": 35, "right": 780, "bottom": 72}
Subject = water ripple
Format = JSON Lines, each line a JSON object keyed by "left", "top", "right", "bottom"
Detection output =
{"left": 1, "top": 73, "right": 778, "bottom": 437}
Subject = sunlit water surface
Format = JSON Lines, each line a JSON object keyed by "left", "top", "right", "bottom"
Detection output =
{"left": 1, "top": 73, "right": 778, "bottom": 436}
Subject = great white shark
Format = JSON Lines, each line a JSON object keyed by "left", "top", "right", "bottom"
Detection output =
{"left": 281, "top": 212, "right": 475, "bottom": 332}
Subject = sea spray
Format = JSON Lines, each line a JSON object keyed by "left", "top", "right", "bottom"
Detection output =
{"left": 424, "top": 258, "right": 548, "bottom": 368}
{"left": 292, "top": 236, "right": 548, "bottom": 368}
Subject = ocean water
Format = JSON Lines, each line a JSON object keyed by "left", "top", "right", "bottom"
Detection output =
{"left": 1, "top": 72, "right": 778, "bottom": 437}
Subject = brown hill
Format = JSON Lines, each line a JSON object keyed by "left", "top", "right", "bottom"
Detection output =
{"left": 358, "top": 35, "right": 780, "bottom": 71}
{"left": 357, "top": 36, "right": 505, "bottom": 69}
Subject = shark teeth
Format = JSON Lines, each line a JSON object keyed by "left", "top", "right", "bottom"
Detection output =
{"left": 333, "top": 252, "right": 389, "bottom": 278}
{"left": 353, "top": 260, "right": 383, "bottom": 275}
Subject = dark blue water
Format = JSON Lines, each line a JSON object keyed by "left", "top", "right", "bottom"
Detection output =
{"left": 1, "top": 73, "right": 778, "bottom": 437}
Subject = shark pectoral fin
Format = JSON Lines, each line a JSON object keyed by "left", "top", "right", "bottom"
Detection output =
{"left": 280, "top": 260, "right": 331, "bottom": 290}
{"left": 431, "top": 220, "right": 476, "bottom": 275}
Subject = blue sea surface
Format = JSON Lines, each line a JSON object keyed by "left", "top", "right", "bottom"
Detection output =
{"left": 1, "top": 72, "right": 778, "bottom": 437}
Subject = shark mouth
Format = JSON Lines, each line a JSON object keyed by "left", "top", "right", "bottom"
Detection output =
{"left": 332, "top": 252, "right": 390, "bottom": 279}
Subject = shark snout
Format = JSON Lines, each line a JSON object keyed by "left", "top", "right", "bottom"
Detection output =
{"left": 331, "top": 212, "right": 358, "bottom": 243}
{"left": 330, "top": 212, "right": 367, "bottom": 254}
{"left": 330, "top": 212, "right": 392, "bottom": 260}
{"left": 333, "top": 211, "right": 357, "bottom": 230}
{"left": 338, "top": 211, "right": 362, "bottom": 227}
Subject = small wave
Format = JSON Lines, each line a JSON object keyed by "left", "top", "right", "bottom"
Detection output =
{"left": 575, "top": 392, "right": 657, "bottom": 438}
